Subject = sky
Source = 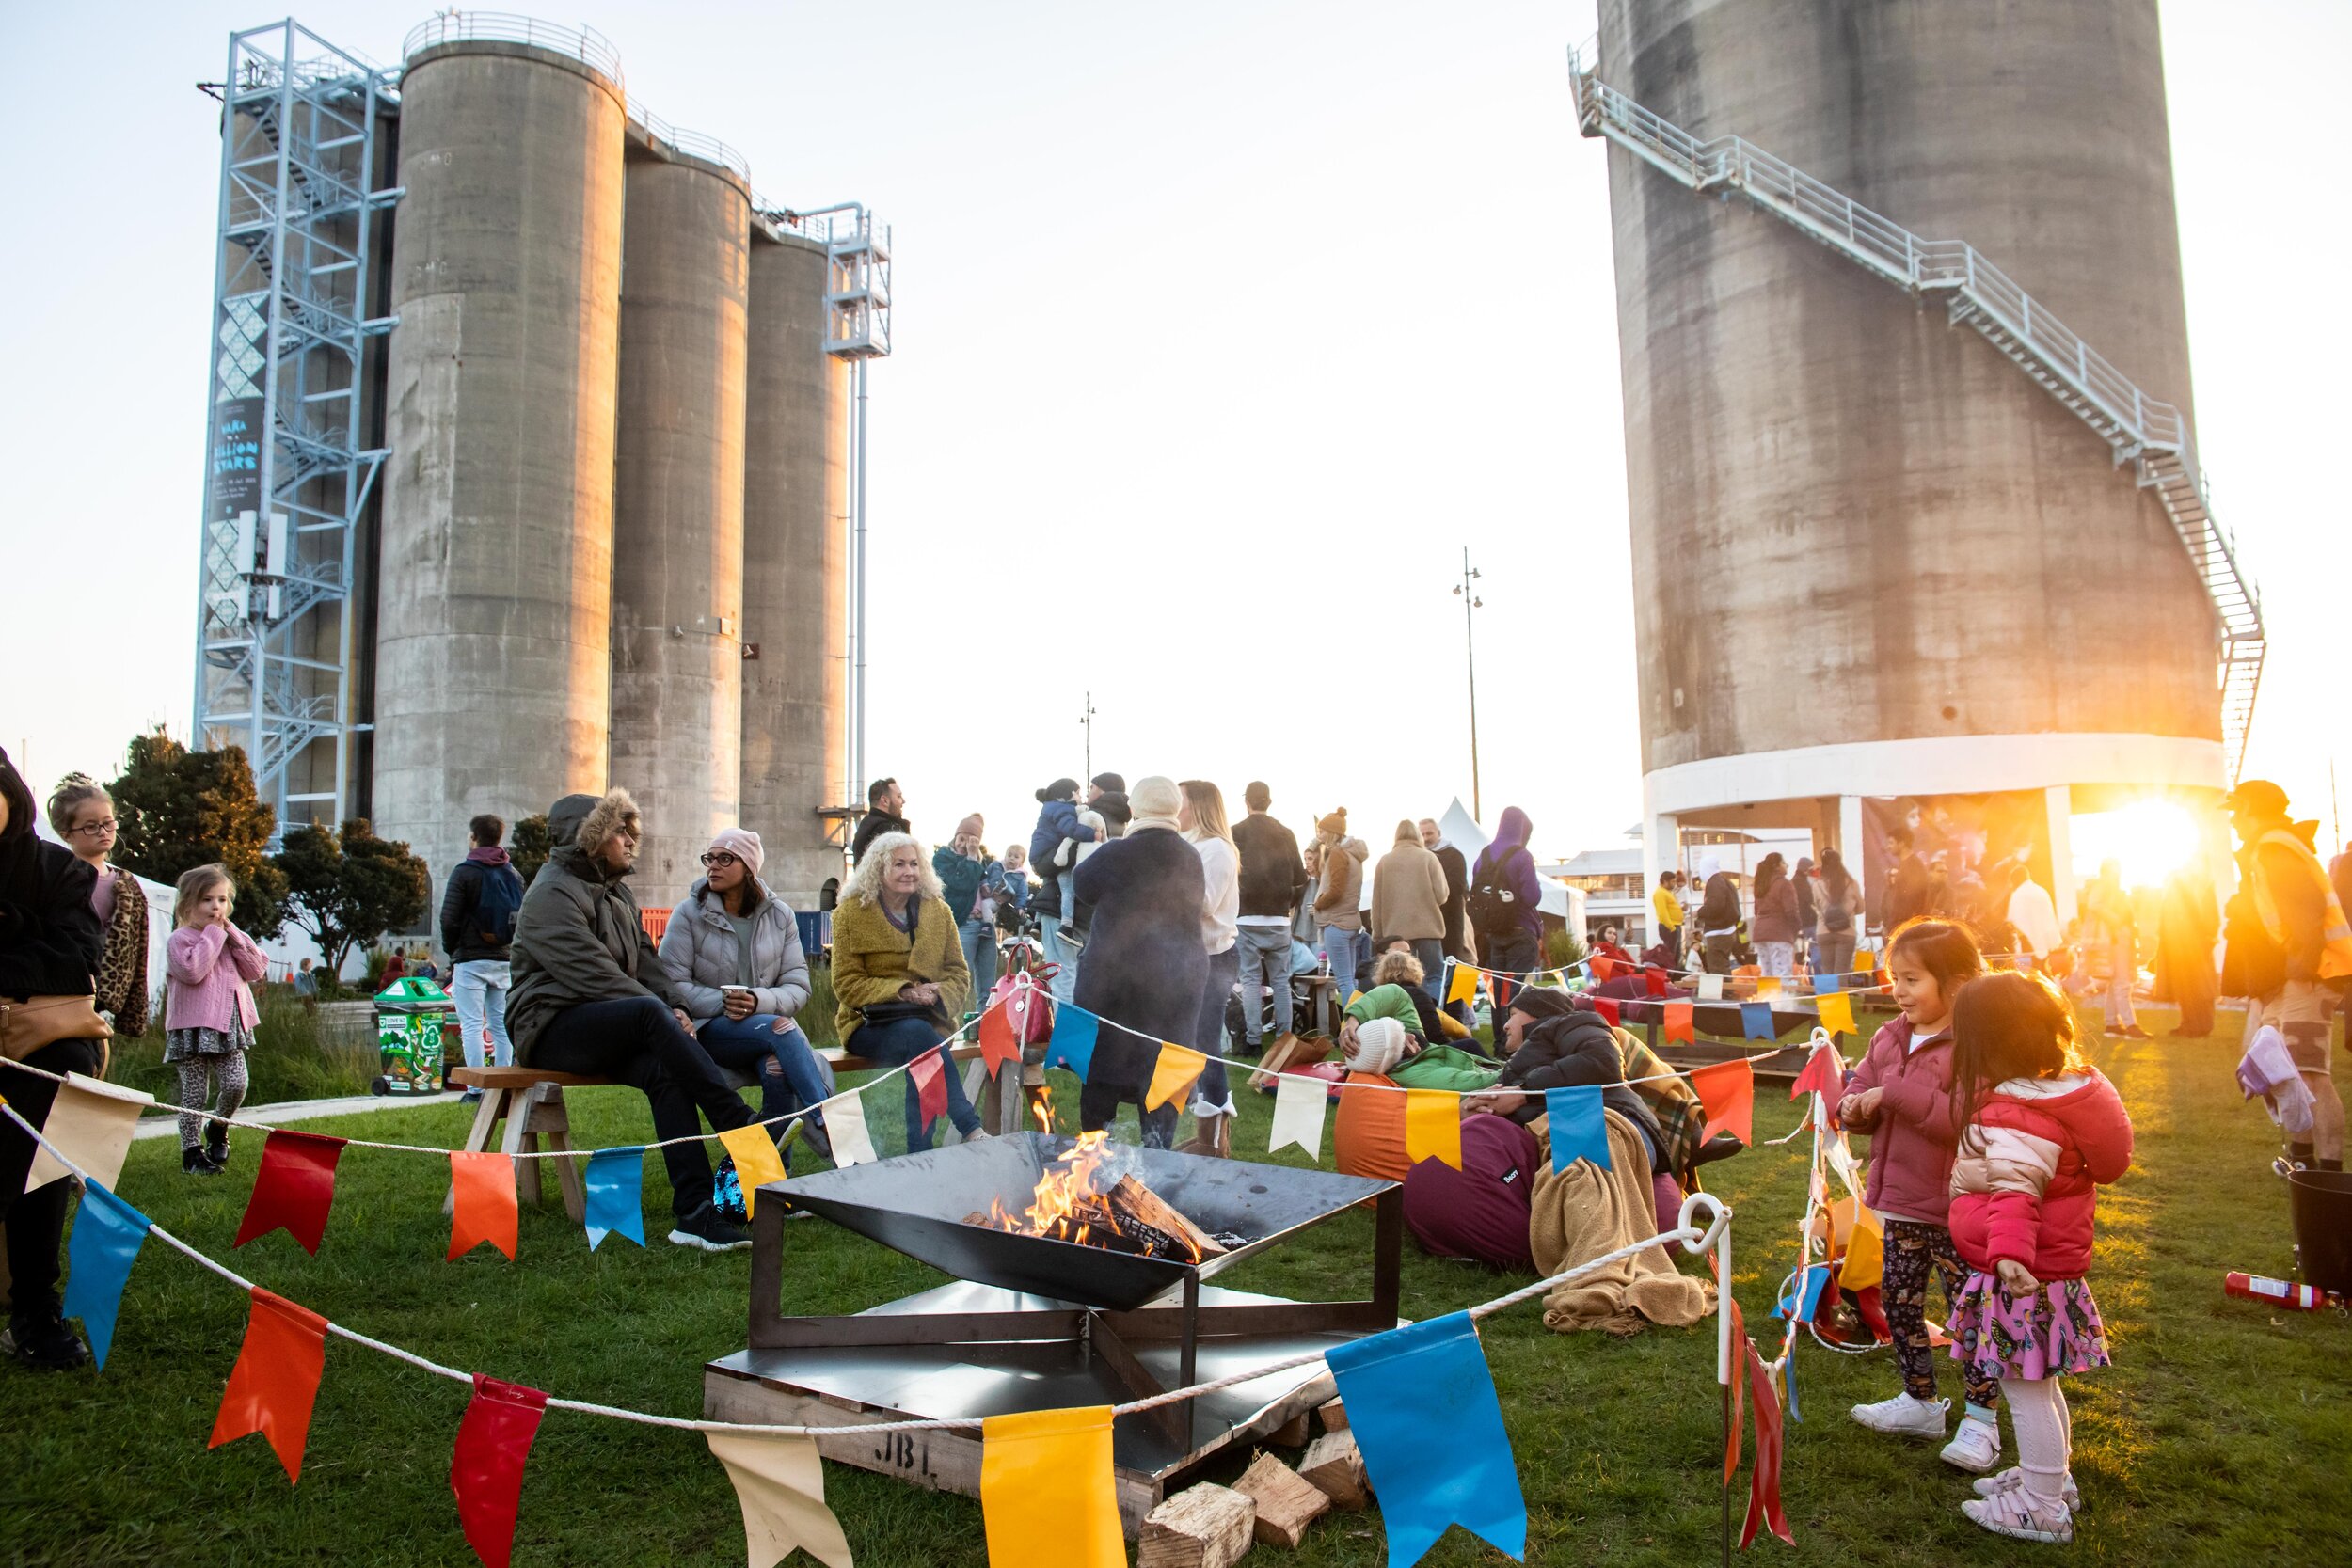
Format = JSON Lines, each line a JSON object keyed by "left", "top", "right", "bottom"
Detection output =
{"left": 3, "top": 0, "right": 2345, "bottom": 874}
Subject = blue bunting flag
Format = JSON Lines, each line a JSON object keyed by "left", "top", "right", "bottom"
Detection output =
{"left": 1740, "top": 1000, "right": 1776, "bottom": 1041}
{"left": 62, "top": 1180, "right": 149, "bottom": 1369}
{"left": 583, "top": 1146, "right": 646, "bottom": 1251}
{"left": 1813, "top": 972, "right": 1842, "bottom": 994}
{"left": 1045, "top": 1006, "right": 1099, "bottom": 1078}
{"left": 1544, "top": 1086, "right": 1612, "bottom": 1174}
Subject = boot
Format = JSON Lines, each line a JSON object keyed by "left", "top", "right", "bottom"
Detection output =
{"left": 183, "top": 1146, "right": 223, "bottom": 1177}
{"left": 203, "top": 1123, "right": 230, "bottom": 1171}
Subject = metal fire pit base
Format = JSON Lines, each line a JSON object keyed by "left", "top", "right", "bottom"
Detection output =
{"left": 704, "top": 1279, "right": 1390, "bottom": 1536}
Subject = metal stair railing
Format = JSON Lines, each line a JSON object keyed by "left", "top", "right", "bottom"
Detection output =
{"left": 1566, "top": 38, "right": 2264, "bottom": 780}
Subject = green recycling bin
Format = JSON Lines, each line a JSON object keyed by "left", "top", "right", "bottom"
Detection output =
{"left": 372, "top": 976, "right": 455, "bottom": 1096}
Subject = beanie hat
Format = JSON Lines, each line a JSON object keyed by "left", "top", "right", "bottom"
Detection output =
{"left": 1091, "top": 772, "right": 1126, "bottom": 795}
{"left": 1316, "top": 808, "right": 1348, "bottom": 837}
{"left": 1346, "top": 1017, "right": 1408, "bottom": 1077}
{"left": 1129, "top": 775, "right": 1182, "bottom": 828}
{"left": 1036, "top": 778, "right": 1080, "bottom": 803}
{"left": 955, "top": 814, "right": 984, "bottom": 841}
{"left": 708, "top": 827, "right": 764, "bottom": 879}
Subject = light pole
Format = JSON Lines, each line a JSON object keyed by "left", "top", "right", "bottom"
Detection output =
{"left": 1454, "top": 548, "right": 1484, "bottom": 821}
{"left": 1080, "top": 690, "right": 1097, "bottom": 784}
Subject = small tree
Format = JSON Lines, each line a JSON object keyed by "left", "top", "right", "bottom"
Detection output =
{"left": 510, "top": 813, "right": 552, "bottom": 887}
{"left": 109, "top": 729, "right": 288, "bottom": 938}
{"left": 275, "top": 819, "right": 431, "bottom": 978}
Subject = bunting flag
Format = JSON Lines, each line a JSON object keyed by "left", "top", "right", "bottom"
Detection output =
{"left": 1545, "top": 1086, "right": 1611, "bottom": 1173}
{"left": 1740, "top": 1001, "right": 1776, "bottom": 1042}
{"left": 1815, "top": 991, "right": 1855, "bottom": 1037}
{"left": 1662, "top": 1000, "right": 1695, "bottom": 1044}
{"left": 62, "top": 1180, "right": 148, "bottom": 1369}
{"left": 235, "top": 1130, "right": 348, "bottom": 1254}
{"left": 448, "top": 1152, "right": 518, "bottom": 1261}
{"left": 718, "top": 1125, "right": 788, "bottom": 1220}
{"left": 209, "top": 1287, "right": 329, "bottom": 1484}
{"left": 1789, "top": 1042, "right": 1842, "bottom": 1102}
{"left": 1724, "top": 1299, "right": 1747, "bottom": 1483}
{"left": 978, "top": 1001, "right": 1020, "bottom": 1076}
{"left": 1755, "top": 975, "right": 1782, "bottom": 999}
{"left": 1851, "top": 947, "right": 1874, "bottom": 973}
{"left": 1740, "top": 1338, "right": 1795, "bottom": 1547}
{"left": 908, "top": 1048, "right": 947, "bottom": 1132}
{"left": 1788, "top": 1263, "right": 1831, "bottom": 1323}
{"left": 1445, "top": 960, "right": 1479, "bottom": 1006}
{"left": 1591, "top": 996, "right": 1622, "bottom": 1027}
{"left": 1044, "top": 1006, "right": 1098, "bottom": 1078}
{"left": 1813, "top": 972, "right": 1842, "bottom": 994}
{"left": 24, "top": 1072, "right": 151, "bottom": 1194}
{"left": 1589, "top": 955, "right": 1618, "bottom": 983}
{"left": 1002, "top": 983, "right": 1050, "bottom": 1058}
{"left": 1404, "top": 1090, "right": 1463, "bottom": 1169}
{"left": 452, "top": 1374, "right": 548, "bottom": 1568}
{"left": 980, "top": 1405, "right": 1123, "bottom": 1567}
{"left": 1644, "top": 967, "right": 1669, "bottom": 997}
{"left": 581, "top": 1146, "right": 645, "bottom": 1251}
{"left": 824, "top": 1093, "right": 878, "bottom": 1168}
{"left": 1143, "top": 1045, "right": 1208, "bottom": 1112}
{"left": 1690, "top": 1059, "right": 1756, "bottom": 1145}
{"left": 1842, "top": 1202, "right": 1883, "bottom": 1291}
{"left": 1269, "top": 1070, "right": 1327, "bottom": 1160}
{"left": 1326, "top": 1312, "right": 1528, "bottom": 1567}
{"left": 705, "top": 1430, "right": 855, "bottom": 1568}
{"left": 1697, "top": 973, "right": 1725, "bottom": 1001}
{"left": 1825, "top": 1132, "right": 1865, "bottom": 1201}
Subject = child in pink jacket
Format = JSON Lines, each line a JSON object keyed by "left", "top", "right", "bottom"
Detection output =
{"left": 164, "top": 863, "right": 266, "bottom": 1176}
{"left": 1837, "top": 919, "right": 2002, "bottom": 1471}
{"left": 1946, "top": 970, "right": 2133, "bottom": 1545}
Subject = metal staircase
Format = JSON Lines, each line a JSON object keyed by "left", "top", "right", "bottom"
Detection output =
{"left": 1566, "top": 40, "right": 2264, "bottom": 780}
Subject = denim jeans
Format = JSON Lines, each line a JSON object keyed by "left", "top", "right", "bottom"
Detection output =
{"left": 1321, "top": 926, "right": 1367, "bottom": 997}
{"left": 532, "top": 995, "right": 753, "bottom": 1218}
{"left": 695, "top": 1015, "right": 833, "bottom": 1154}
{"left": 1041, "top": 911, "right": 1081, "bottom": 1005}
{"left": 852, "top": 1014, "right": 981, "bottom": 1149}
{"left": 1234, "top": 924, "right": 1294, "bottom": 1047}
{"left": 961, "top": 917, "right": 999, "bottom": 999}
{"left": 1408, "top": 938, "right": 1446, "bottom": 993}
{"left": 450, "top": 958, "right": 513, "bottom": 1069}
{"left": 1192, "top": 944, "right": 1241, "bottom": 1113}
{"left": 1814, "top": 932, "right": 1855, "bottom": 978}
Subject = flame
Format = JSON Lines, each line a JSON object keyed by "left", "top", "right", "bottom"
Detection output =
{"left": 971, "top": 1131, "right": 1202, "bottom": 1262}
{"left": 1028, "top": 1082, "right": 1057, "bottom": 1133}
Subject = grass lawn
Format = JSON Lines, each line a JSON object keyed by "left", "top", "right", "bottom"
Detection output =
{"left": 8, "top": 1006, "right": 2347, "bottom": 1567}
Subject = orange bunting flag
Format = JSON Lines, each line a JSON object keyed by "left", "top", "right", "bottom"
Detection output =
{"left": 209, "top": 1286, "right": 328, "bottom": 1483}
{"left": 1689, "top": 1058, "right": 1756, "bottom": 1146}
{"left": 1403, "top": 1090, "right": 1463, "bottom": 1168}
{"left": 448, "top": 1151, "right": 518, "bottom": 1261}
{"left": 1144, "top": 1045, "right": 1208, "bottom": 1112}
{"left": 705, "top": 1430, "right": 855, "bottom": 1568}
{"left": 718, "top": 1124, "right": 788, "bottom": 1220}
{"left": 1662, "top": 999, "right": 1695, "bottom": 1044}
{"left": 981, "top": 1405, "right": 1123, "bottom": 1567}
{"left": 1445, "top": 960, "right": 1479, "bottom": 1006}
{"left": 1790, "top": 1041, "right": 1843, "bottom": 1101}
{"left": 1589, "top": 955, "right": 1618, "bottom": 983}
{"left": 1816, "top": 990, "right": 1855, "bottom": 1037}
{"left": 978, "top": 1000, "right": 1021, "bottom": 1075}
{"left": 1754, "top": 975, "right": 1782, "bottom": 998}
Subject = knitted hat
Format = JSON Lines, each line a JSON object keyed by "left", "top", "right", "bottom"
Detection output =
{"left": 708, "top": 827, "right": 764, "bottom": 879}
{"left": 1316, "top": 808, "right": 1348, "bottom": 837}
{"left": 955, "top": 813, "right": 984, "bottom": 841}
{"left": 1346, "top": 1017, "right": 1408, "bottom": 1076}
{"left": 1091, "top": 772, "right": 1127, "bottom": 795}
{"left": 1129, "top": 775, "right": 1182, "bottom": 826}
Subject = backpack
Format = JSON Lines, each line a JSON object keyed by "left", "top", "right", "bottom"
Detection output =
{"left": 473, "top": 864, "right": 524, "bottom": 949}
{"left": 1467, "top": 847, "right": 1529, "bottom": 940}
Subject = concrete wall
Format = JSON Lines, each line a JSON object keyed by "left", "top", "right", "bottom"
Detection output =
{"left": 607, "top": 152, "right": 752, "bottom": 904}
{"left": 1601, "top": 0, "right": 2217, "bottom": 783}
{"left": 740, "top": 230, "right": 850, "bottom": 910}
{"left": 373, "top": 42, "right": 627, "bottom": 889}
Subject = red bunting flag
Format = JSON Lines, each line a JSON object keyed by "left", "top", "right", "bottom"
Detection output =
{"left": 1740, "top": 1338, "right": 1794, "bottom": 1547}
{"left": 451, "top": 1373, "right": 549, "bottom": 1568}
{"left": 1662, "top": 1000, "right": 1695, "bottom": 1044}
{"left": 978, "top": 1001, "right": 1020, "bottom": 1075}
{"left": 235, "top": 1130, "right": 348, "bottom": 1254}
{"left": 1789, "top": 1042, "right": 1842, "bottom": 1102}
{"left": 1591, "top": 996, "right": 1622, "bottom": 1027}
{"left": 1644, "top": 967, "right": 1669, "bottom": 997}
{"left": 1590, "top": 955, "right": 1618, "bottom": 983}
{"left": 1689, "top": 1059, "right": 1755, "bottom": 1145}
{"left": 449, "top": 1151, "right": 518, "bottom": 1261}
{"left": 1722, "top": 1298, "right": 1745, "bottom": 1484}
{"left": 908, "top": 1049, "right": 947, "bottom": 1132}
{"left": 209, "top": 1287, "right": 328, "bottom": 1483}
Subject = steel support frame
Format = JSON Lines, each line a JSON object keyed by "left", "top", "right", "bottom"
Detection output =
{"left": 194, "top": 20, "right": 398, "bottom": 833}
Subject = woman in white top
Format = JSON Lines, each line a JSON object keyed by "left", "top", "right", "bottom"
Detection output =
{"left": 1181, "top": 778, "right": 1240, "bottom": 1155}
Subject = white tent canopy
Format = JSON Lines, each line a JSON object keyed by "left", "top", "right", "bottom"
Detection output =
{"left": 1435, "top": 798, "right": 1576, "bottom": 919}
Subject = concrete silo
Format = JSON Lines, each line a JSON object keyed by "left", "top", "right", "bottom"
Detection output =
{"left": 372, "top": 32, "right": 627, "bottom": 883}
{"left": 739, "top": 228, "right": 851, "bottom": 910}
{"left": 1590, "top": 0, "right": 2244, "bottom": 908}
{"left": 606, "top": 147, "right": 752, "bottom": 897}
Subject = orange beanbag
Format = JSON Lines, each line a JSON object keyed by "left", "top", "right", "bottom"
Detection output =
{"left": 1333, "top": 1073, "right": 1410, "bottom": 1182}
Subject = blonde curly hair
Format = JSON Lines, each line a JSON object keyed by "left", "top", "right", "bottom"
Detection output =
{"left": 843, "top": 832, "right": 941, "bottom": 907}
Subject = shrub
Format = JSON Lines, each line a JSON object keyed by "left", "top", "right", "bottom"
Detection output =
{"left": 1545, "top": 927, "right": 1588, "bottom": 969}
{"left": 110, "top": 984, "right": 376, "bottom": 1104}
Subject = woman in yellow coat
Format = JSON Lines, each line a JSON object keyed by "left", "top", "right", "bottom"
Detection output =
{"left": 833, "top": 832, "right": 984, "bottom": 1149}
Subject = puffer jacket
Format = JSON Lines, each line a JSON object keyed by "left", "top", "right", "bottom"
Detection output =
{"left": 505, "top": 789, "right": 688, "bottom": 1062}
{"left": 1313, "top": 836, "right": 1369, "bottom": 931}
{"left": 658, "top": 876, "right": 810, "bottom": 1023}
{"left": 1497, "top": 1011, "right": 1665, "bottom": 1168}
{"left": 1948, "top": 1070, "right": 2133, "bottom": 1281}
{"left": 1841, "top": 1015, "right": 1963, "bottom": 1225}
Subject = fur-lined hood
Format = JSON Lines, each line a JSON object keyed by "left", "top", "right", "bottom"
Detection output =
{"left": 548, "top": 788, "right": 640, "bottom": 852}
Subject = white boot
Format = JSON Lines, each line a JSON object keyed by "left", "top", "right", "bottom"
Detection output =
{"left": 1850, "top": 1391, "right": 1948, "bottom": 1438}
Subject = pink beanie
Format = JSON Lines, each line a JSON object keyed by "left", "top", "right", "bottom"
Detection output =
{"left": 708, "top": 827, "right": 764, "bottom": 879}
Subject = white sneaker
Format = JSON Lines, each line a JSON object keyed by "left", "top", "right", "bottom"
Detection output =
{"left": 1188, "top": 1091, "right": 1237, "bottom": 1119}
{"left": 1849, "top": 1392, "right": 1948, "bottom": 1438}
{"left": 1940, "top": 1415, "right": 2003, "bottom": 1472}
{"left": 1974, "top": 1466, "right": 2080, "bottom": 1514}
{"left": 1962, "top": 1487, "right": 2074, "bottom": 1544}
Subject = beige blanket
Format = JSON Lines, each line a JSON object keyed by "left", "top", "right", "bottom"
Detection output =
{"left": 1528, "top": 1108, "right": 1715, "bottom": 1336}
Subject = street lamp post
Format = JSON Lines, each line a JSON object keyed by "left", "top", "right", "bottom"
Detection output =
{"left": 1454, "top": 548, "right": 1484, "bottom": 821}
{"left": 1080, "top": 690, "right": 1097, "bottom": 784}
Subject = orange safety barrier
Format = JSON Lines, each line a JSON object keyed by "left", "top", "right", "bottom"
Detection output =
{"left": 639, "top": 906, "right": 671, "bottom": 942}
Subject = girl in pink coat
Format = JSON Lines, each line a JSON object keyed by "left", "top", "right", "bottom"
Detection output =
{"left": 1945, "top": 970, "right": 2133, "bottom": 1545}
{"left": 163, "top": 864, "right": 267, "bottom": 1176}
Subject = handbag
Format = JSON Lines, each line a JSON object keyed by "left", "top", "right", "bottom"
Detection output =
{"left": 2, "top": 993, "right": 114, "bottom": 1061}
{"left": 858, "top": 1000, "right": 931, "bottom": 1028}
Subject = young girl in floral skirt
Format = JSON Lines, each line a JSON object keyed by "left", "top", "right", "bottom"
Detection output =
{"left": 163, "top": 863, "right": 267, "bottom": 1176}
{"left": 1945, "top": 970, "right": 2135, "bottom": 1544}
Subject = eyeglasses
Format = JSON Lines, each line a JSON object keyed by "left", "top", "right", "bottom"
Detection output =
{"left": 614, "top": 825, "right": 641, "bottom": 842}
{"left": 72, "top": 818, "right": 119, "bottom": 837}
{"left": 699, "top": 851, "right": 739, "bottom": 867}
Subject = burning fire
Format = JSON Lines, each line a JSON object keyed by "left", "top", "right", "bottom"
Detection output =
{"left": 973, "top": 1132, "right": 1209, "bottom": 1263}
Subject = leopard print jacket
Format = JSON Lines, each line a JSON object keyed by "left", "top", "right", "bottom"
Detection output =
{"left": 94, "top": 869, "right": 151, "bottom": 1036}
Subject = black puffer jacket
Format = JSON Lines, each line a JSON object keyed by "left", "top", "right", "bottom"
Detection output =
{"left": 0, "top": 748, "right": 101, "bottom": 1002}
{"left": 1497, "top": 1010, "right": 1666, "bottom": 1171}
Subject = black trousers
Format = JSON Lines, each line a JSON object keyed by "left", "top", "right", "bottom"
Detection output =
{"left": 1077, "top": 1030, "right": 1179, "bottom": 1148}
{"left": 1, "top": 1036, "right": 107, "bottom": 1322}
{"left": 532, "top": 996, "right": 753, "bottom": 1218}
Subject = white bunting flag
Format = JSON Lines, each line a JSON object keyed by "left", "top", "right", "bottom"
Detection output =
{"left": 1269, "top": 1070, "right": 1327, "bottom": 1161}
{"left": 26, "top": 1073, "right": 152, "bottom": 1194}
{"left": 1825, "top": 1132, "right": 1865, "bottom": 1201}
{"left": 822, "top": 1091, "right": 878, "bottom": 1168}
{"left": 1696, "top": 973, "right": 1724, "bottom": 1002}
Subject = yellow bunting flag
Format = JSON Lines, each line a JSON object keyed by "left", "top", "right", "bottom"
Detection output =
{"left": 1445, "top": 960, "right": 1479, "bottom": 1006}
{"left": 981, "top": 1406, "right": 1123, "bottom": 1568}
{"left": 1851, "top": 947, "right": 1874, "bottom": 973}
{"left": 1816, "top": 991, "right": 1855, "bottom": 1037}
{"left": 718, "top": 1125, "right": 788, "bottom": 1219}
{"left": 1404, "top": 1090, "right": 1463, "bottom": 1169}
{"left": 1144, "top": 1045, "right": 1208, "bottom": 1112}
{"left": 24, "top": 1073, "right": 152, "bottom": 1193}
{"left": 1755, "top": 975, "right": 1782, "bottom": 998}
{"left": 705, "top": 1430, "right": 855, "bottom": 1568}
{"left": 1843, "top": 1202, "right": 1884, "bottom": 1291}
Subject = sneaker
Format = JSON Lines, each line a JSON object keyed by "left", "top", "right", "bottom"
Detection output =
{"left": 1974, "top": 1466, "right": 2081, "bottom": 1514}
{"left": 4, "top": 1310, "right": 91, "bottom": 1371}
{"left": 667, "top": 1201, "right": 754, "bottom": 1252}
{"left": 1850, "top": 1392, "right": 1948, "bottom": 1438}
{"left": 1941, "top": 1415, "right": 2003, "bottom": 1472}
{"left": 1188, "top": 1091, "right": 1238, "bottom": 1120}
{"left": 1962, "top": 1487, "right": 2074, "bottom": 1544}
{"left": 460, "top": 1088, "right": 485, "bottom": 1106}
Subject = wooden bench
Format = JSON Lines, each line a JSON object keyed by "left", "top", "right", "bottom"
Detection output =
{"left": 448, "top": 1042, "right": 998, "bottom": 1223}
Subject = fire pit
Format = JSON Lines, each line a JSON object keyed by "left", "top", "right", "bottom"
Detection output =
{"left": 706, "top": 1132, "right": 1403, "bottom": 1534}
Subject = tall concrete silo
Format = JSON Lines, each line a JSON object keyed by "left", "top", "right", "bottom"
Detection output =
{"left": 739, "top": 228, "right": 850, "bottom": 910}
{"left": 1594, "top": 0, "right": 2234, "bottom": 905}
{"left": 373, "top": 35, "right": 628, "bottom": 886}
{"left": 606, "top": 148, "right": 752, "bottom": 898}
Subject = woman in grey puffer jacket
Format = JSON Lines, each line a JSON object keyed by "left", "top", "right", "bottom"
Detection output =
{"left": 658, "top": 829, "right": 834, "bottom": 1159}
